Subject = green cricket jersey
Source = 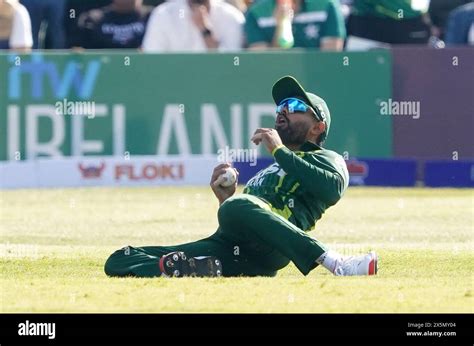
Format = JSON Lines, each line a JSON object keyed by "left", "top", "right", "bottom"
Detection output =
{"left": 352, "top": 0, "right": 422, "bottom": 20}
{"left": 243, "top": 141, "right": 349, "bottom": 232}
{"left": 245, "top": 0, "right": 346, "bottom": 48}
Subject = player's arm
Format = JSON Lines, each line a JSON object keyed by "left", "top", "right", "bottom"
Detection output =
{"left": 251, "top": 128, "right": 346, "bottom": 204}
{"left": 272, "top": 146, "right": 346, "bottom": 204}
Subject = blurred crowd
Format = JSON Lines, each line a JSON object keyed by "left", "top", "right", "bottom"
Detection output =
{"left": 0, "top": 0, "right": 472, "bottom": 51}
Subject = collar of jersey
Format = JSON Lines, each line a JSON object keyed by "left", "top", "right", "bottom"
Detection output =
{"left": 300, "top": 141, "right": 322, "bottom": 152}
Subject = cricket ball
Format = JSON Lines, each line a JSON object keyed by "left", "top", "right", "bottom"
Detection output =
{"left": 220, "top": 168, "right": 237, "bottom": 187}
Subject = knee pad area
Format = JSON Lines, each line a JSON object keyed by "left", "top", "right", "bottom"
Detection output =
{"left": 217, "top": 196, "right": 248, "bottom": 227}
{"left": 103, "top": 246, "right": 131, "bottom": 276}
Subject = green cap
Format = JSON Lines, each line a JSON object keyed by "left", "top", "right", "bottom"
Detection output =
{"left": 272, "top": 75, "right": 331, "bottom": 142}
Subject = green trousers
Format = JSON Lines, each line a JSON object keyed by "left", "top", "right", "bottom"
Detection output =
{"left": 104, "top": 194, "right": 327, "bottom": 277}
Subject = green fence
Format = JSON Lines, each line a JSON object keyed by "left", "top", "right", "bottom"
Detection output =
{"left": 0, "top": 51, "right": 392, "bottom": 161}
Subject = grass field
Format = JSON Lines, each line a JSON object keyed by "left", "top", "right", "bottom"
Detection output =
{"left": 0, "top": 186, "right": 472, "bottom": 312}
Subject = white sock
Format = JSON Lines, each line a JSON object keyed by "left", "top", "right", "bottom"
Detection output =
{"left": 316, "top": 250, "right": 342, "bottom": 273}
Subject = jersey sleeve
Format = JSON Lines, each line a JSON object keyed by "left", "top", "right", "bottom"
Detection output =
{"left": 244, "top": 11, "right": 269, "bottom": 46}
{"left": 273, "top": 146, "right": 348, "bottom": 204}
{"left": 321, "top": 0, "right": 346, "bottom": 39}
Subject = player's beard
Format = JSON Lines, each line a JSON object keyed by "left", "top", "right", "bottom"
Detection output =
{"left": 276, "top": 120, "right": 310, "bottom": 147}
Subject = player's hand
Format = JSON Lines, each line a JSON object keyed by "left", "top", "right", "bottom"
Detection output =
{"left": 210, "top": 163, "right": 238, "bottom": 205}
{"left": 251, "top": 128, "right": 284, "bottom": 154}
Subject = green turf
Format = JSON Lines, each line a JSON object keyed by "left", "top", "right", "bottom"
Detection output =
{"left": 1, "top": 186, "right": 473, "bottom": 312}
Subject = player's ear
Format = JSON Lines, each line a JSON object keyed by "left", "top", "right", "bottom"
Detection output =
{"left": 309, "top": 120, "right": 325, "bottom": 139}
{"left": 319, "top": 121, "right": 326, "bottom": 135}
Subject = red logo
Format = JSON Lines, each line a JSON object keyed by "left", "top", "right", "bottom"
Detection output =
{"left": 115, "top": 163, "right": 184, "bottom": 181}
{"left": 346, "top": 160, "right": 368, "bottom": 185}
{"left": 78, "top": 163, "right": 106, "bottom": 179}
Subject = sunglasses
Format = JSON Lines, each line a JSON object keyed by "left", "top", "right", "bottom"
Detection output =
{"left": 276, "top": 98, "right": 324, "bottom": 121}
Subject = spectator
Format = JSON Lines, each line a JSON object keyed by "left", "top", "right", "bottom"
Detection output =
{"left": 428, "top": 0, "right": 471, "bottom": 40}
{"left": 245, "top": 0, "right": 346, "bottom": 51}
{"left": 142, "top": 0, "right": 245, "bottom": 52}
{"left": 0, "top": 0, "right": 33, "bottom": 50}
{"left": 65, "top": 0, "right": 111, "bottom": 48}
{"left": 77, "top": 0, "right": 153, "bottom": 49}
{"left": 20, "top": 0, "right": 66, "bottom": 49}
{"left": 445, "top": 2, "right": 474, "bottom": 45}
{"left": 346, "top": 0, "right": 431, "bottom": 50}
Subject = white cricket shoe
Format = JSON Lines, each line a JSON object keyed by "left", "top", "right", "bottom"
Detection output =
{"left": 333, "top": 251, "right": 378, "bottom": 276}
